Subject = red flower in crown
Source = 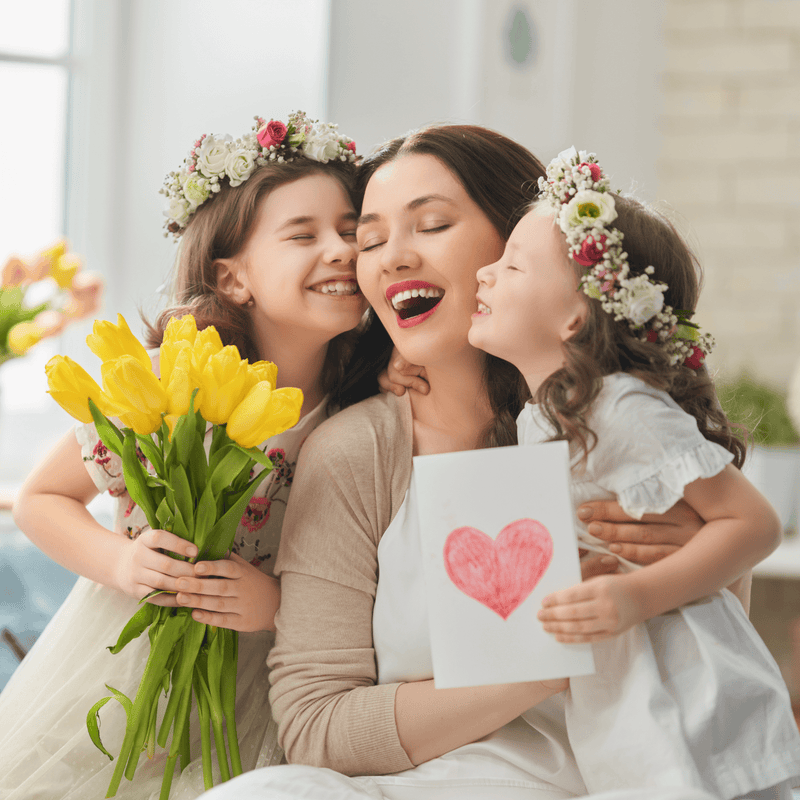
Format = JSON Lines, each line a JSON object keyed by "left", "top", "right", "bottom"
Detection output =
{"left": 579, "top": 161, "right": 602, "bottom": 182}
{"left": 684, "top": 345, "right": 705, "bottom": 370}
{"left": 573, "top": 234, "right": 608, "bottom": 266}
{"left": 257, "top": 120, "right": 288, "bottom": 149}
{"left": 346, "top": 141, "right": 356, "bottom": 153}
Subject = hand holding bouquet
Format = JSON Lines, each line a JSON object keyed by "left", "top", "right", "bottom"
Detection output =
{"left": 1, "top": 241, "right": 103, "bottom": 365}
{"left": 45, "top": 313, "right": 303, "bottom": 798}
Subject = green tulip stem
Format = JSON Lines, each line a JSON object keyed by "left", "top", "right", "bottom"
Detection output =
{"left": 220, "top": 629, "right": 242, "bottom": 776}
{"left": 193, "top": 671, "right": 214, "bottom": 791}
{"left": 179, "top": 685, "right": 192, "bottom": 773}
{"left": 159, "top": 682, "right": 192, "bottom": 800}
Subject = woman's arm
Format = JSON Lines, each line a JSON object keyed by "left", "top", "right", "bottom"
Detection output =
{"left": 13, "top": 429, "right": 196, "bottom": 600}
{"left": 539, "top": 466, "right": 779, "bottom": 641}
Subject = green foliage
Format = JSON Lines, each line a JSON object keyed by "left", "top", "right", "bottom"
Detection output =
{"left": 718, "top": 373, "right": 800, "bottom": 447}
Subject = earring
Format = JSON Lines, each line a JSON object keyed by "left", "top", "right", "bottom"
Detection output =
{"left": 243, "top": 297, "right": 255, "bottom": 308}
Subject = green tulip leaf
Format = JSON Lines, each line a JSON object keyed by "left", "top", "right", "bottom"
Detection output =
{"left": 170, "top": 465, "right": 195, "bottom": 541}
{"left": 121, "top": 433, "right": 157, "bottom": 529}
{"left": 135, "top": 433, "right": 165, "bottom": 475}
{"left": 86, "top": 684, "right": 134, "bottom": 761}
{"left": 107, "top": 603, "right": 157, "bottom": 654}
{"left": 234, "top": 444, "right": 273, "bottom": 470}
{"left": 88, "top": 398, "right": 124, "bottom": 458}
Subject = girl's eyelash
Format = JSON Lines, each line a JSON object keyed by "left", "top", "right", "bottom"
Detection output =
{"left": 291, "top": 234, "right": 314, "bottom": 240}
{"left": 341, "top": 231, "right": 357, "bottom": 238}
{"left": 360, "top": 241, "right": 383, "bottom": 252}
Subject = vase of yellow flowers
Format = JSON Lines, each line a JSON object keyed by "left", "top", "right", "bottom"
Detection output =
{"left": 45, "top": 313, "right": 303, "bottom": 799}
{"left": 0, "top": 241, "right": 104, "bottom": 365}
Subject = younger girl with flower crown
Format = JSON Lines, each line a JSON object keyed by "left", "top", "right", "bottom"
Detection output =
{"left": 468, "top": 148, "right": 800, "bottom": 800}
{"left": 0, "top": 111, "right": 372, "bottom": 800}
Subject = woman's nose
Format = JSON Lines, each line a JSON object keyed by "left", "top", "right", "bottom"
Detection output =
{"left": 378, "top": 235, "right": 420, "bottom": 274}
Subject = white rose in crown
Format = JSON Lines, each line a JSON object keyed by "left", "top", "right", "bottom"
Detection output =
{"left": 559, "top": 190, "right": 618, "bottom": 231}
{"left": 195, "top": 134, "right": 232, "bottom": 178}
{"left": 166, "top": 197, "right": 191, "bottom": 227}
{"left": 225, "top": 149, "right": 256, "bottom": 187}
{"left": 303, "top": 125, "right": 342, "bottom": 162}
{"left": 183, "top": 173, "right": 211, "bottom": 208}
{"left": 625, "top": 281, "right": 665, "bottom": 326}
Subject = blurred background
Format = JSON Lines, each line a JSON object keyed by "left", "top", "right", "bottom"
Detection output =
{"left": 1, "top": 0, "right": 799, "bottom": 698}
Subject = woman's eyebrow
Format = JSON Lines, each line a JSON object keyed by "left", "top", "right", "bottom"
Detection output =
{"left": 358, "top": 194, "right": 455, "bottom": 227}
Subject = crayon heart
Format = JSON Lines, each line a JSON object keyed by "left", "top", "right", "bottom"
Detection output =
{"left": 443, "top": 520, "right": 553, "bottom": 620}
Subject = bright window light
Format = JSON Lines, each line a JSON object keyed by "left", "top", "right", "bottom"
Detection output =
{"left": 0, "top": 1, "right": 71, "bottom": 58}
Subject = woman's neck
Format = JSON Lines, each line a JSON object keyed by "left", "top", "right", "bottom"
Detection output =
{"left": 409, "top": 348, "right": 493, "bottom": 456}
{"left": 254, "top": 331, "right": 328, "bottom": 418}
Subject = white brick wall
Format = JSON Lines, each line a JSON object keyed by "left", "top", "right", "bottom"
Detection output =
{"left": 659, "top": 0, "right": 800, "bottom": 388}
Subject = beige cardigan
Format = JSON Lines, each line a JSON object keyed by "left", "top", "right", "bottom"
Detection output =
{"left": 268, "top": 391, "right": 417, "bottom": 776}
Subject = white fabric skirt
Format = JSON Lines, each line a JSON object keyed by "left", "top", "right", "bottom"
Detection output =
{"left": 0, "top": 576, "right": 282, "bottom": 800}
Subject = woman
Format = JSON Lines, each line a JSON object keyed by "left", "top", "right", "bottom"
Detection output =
{"left": 199, "top": 126, "right": 749, "bottom": 800}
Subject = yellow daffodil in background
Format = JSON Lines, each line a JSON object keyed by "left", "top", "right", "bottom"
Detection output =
{"left": 45, "top": 313, "right": 303, "bottom": 799}
{"left": 87, "top": 314, "right": 152, "bottom": 370}
{"left": 45, "top": 355, "right": 121, "bottom": 423}
{"left": 1, "top": 241, "right": 104, "bottom": 366}
{"left": 227, "top": 383, "right": 303, "bottom": 449}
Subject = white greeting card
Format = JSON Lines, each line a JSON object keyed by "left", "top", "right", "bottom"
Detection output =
{"left": 413, "top": 441, "right": 595, "bottom": 689}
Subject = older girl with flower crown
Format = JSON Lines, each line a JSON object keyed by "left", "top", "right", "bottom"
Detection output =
{"left": 0, "top": 111, "right": 369, "bottom": 800}
{"left": 469, "top": 148, "right": 800, "bottom": 799}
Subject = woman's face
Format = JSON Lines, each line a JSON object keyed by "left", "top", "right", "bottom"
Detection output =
{"left": 356, "top": 154, "right": 505, "bottom": 368}
{"left": 228, "top": 173, "right": 366, "bottom": 345}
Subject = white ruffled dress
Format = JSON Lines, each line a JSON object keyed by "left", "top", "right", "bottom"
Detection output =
{"left": 517, "top": 373, "right": 800, "bottom": 799}
{"left": 0, "top": 400, "right": 327, "bottom": 800}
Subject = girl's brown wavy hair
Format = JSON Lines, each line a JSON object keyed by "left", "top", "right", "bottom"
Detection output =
{"left": 533, "top": 194, "right": 747, "bottom": 468}
{"left": 142, "top": 159, "right": 361, "bottom": 409}
{"left": 335, "top": 123, "right": 545, "bottom": 447}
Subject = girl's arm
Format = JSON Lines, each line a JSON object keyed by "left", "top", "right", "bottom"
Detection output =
{"left": 538, "top": 465, "right": 779, "bottom": 641}
{"left": 13, "top": 429, "right": 197, "bottom": 601}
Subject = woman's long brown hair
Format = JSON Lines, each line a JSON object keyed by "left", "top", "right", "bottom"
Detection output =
{"left": 335, "top": 124, "right": 546, "bottom": 447}
{"left": 533, "top": 194, "right": 747, "bottom": 468}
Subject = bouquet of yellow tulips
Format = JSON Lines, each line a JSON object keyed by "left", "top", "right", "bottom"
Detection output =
{"left": 45, "top": 313, "right": 303, "bottom": 799}
{"left": 1, "top": 241, "right": 103, "bottom": 365}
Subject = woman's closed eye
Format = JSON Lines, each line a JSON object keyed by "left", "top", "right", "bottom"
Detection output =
{"left": 420, "top": 223, "right": 450, "bottom": 234}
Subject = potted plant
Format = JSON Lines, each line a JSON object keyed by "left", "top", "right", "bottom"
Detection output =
{"left": 718, "top": 373, "right": 800, "bottom": 535}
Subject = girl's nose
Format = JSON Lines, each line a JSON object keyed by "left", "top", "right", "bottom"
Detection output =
{"left": 476, "top": 262, "right": 496, "bottom": 285}
{"left": 326, "top": 233, "right": 358, "bottom": 266}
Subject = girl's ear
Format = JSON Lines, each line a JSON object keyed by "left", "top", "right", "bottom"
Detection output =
{"left": 562, "top": 296, "right": 589, "bottom": 342}
{"left": 216, "top": 258, "right": 251, "bottom": 306}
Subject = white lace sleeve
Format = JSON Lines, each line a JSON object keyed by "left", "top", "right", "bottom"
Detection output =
{"left": 587, "top": 374, "right": 734, "bottom": 519}
{"left": 74, "top": 422, "right": 127, "bottom": 497}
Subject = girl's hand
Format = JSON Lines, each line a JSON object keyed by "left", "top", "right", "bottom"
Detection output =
{"left": 577, "top": 498, "right": 703, "bottom": 565}
{"left": 174, "top": 553, "right": 280, "bottom": 633}
{"left": 378, "top": 353, "right": 430, "bottom": 396}
{"left": 537, "top": 575, "right": 644, "bottom": 642}
{"left": 115, "top": 528, "right": 197, "bottom": 603}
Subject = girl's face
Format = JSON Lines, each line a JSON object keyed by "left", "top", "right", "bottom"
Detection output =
{"left": 469, "top": 210, "right": 587, "bottom": 388}
{"left": 356, "top": 154, "right": 505, "bottom": 368}
{"left": 227, "top": 173, "right": 366, "bottom": 345}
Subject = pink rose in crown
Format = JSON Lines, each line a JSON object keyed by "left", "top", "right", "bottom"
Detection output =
{"left": 257, "top": 120, "right": 288, "bottom": 149}
{"left": 573, "top": 234, "right": 608, "bottom": 266}
{"left": 684, "top": 345, "right": 705, "bottom": 370}
{"left": 579, "top": 161, "right": 602, "bottom": 182}
{"left": 346, "top": 141, "right": 356, "bottom": 153}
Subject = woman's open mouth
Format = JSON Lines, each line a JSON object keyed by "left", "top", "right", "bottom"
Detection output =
{"left": 386, "top": 280, "right": 445, "bottom": 328}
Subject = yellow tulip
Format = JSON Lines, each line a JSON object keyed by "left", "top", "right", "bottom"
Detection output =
{"left": 247, "top": 360, "right": 278, "bottom": 391}
{"left": 163, "top": 346, "right": 194, "bottom": 418}
{"left": 45, "top": 355, "right": 121, "bottom": 423}
{"left": 37, "top": 240, "right": 68, "bottom": 264}
{"left": 196, "top": 345, "right": 250, "bottom": 425}
{"left": 226, "top": 384, "right": 303, "bottom": 449}
{"left": 102, "top": 355, "right": 168, "bottom": 434}
{"left": 87, "top": 314, "right": 151, "bottom": 370}
{"left": 51, "top": 253, "right": 81, "bottom": 289}
{"left": 190, "top": 326, "right": 224, "bottom": 374}
{"left": 163, "top": 314, "right": 198, "bottom": 347}
{"left": 7, "top": 322, "right": 44, "bottom": 355}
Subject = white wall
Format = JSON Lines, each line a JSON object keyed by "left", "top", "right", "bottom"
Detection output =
{"left": 327, "top": 0, "right": 665, "bottom": 199}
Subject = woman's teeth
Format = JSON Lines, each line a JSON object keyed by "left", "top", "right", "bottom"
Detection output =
{"left": 477, "top": 302, "right": 491, "bottom": 314}
{"left": 391, "top": 286, "right": 444, "bottom": 311}
{"left": 312, "top": 281, "right": 358, "bottom": 296}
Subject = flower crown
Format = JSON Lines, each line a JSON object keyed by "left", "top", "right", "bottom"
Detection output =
{"left": 538, "top": 147, "right": 714, "bottom": 369}
{"left": 160, "top": 111, "right": 358, "bottom": 238}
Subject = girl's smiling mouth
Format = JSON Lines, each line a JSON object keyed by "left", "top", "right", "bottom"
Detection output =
{"left": 308, "top": 278, "right": 361, "bottom": 296}
{"left": 386, "top": 280, "right": 445, "bottom": 327}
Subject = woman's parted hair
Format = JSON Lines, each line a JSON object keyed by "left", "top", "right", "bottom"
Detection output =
{"left": 533, "top": 194, "right": 747, "bottom": 468}
{"left": 334, "top": 124, "right": 547, "bottom": 447}
{"left": 143, "top": 158, "right": 360, "bottom": 402}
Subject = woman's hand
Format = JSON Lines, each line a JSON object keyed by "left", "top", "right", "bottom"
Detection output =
{"left": 174, "top": 553, "right": 280, "bottom": 632}
{"left": 538, "top": 574, "right": 644, "bottom": 643}
{"left": 114, "top": 528, "right": 197, "bottom": 603}
{"left": 577, "top": 498, "right": 703, "bottom": 565}
{"left": 378, "top": 352, "right": 430, "bottom": 396}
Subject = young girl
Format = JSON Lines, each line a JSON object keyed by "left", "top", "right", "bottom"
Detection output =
{"left": 0, "top": 111, "right": 370, "bottom": 800}
{"left": 468, "top": 148, "right": 800, "bottom": 800}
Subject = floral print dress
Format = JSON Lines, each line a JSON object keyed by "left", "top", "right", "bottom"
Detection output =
{"left": 0, "top": 399, "right": 327, "bottom": 800}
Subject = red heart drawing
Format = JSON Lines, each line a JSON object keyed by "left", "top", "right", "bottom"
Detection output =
{"left": 443, "top": 520, "right": 553, "bottom": 620}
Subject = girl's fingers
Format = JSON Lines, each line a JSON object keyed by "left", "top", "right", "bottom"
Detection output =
{"left": 191, "top": 609, "right": 240, "bottom": 629}
{"left": 538, "top": 602, "right": 597, "bottom": 622}
{"left": 140, "top": 528, "right": 197, "bottom": 559}
{"left": 176, "top": 576, "right": 233, "bottom": 597}
{"left": 149, "top": 552, "right": 196, "bottom": 579}
{"left": 606, "top": 543, "right": 679, "bottom": 565}
{"left": 540, "top": 617, "right": 605, "bottom": 635}
{"left": 552, "top": 631, "right": 614, "bottom": 644}
{"left": 541, "top": 583, "right": 593, "bottom": 608}
{"left": 580, "top": 554, "right": 618, "bottom": 580}
{"left": 176, "top": 591, "right": 233, "bottom": 612}
{"left": 194, "top": 559, "right": 240, "bottom": 578}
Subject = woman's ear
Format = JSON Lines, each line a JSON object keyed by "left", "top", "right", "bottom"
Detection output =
{"left": 216, "top": 258, "right": 251, "bottom": 306}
